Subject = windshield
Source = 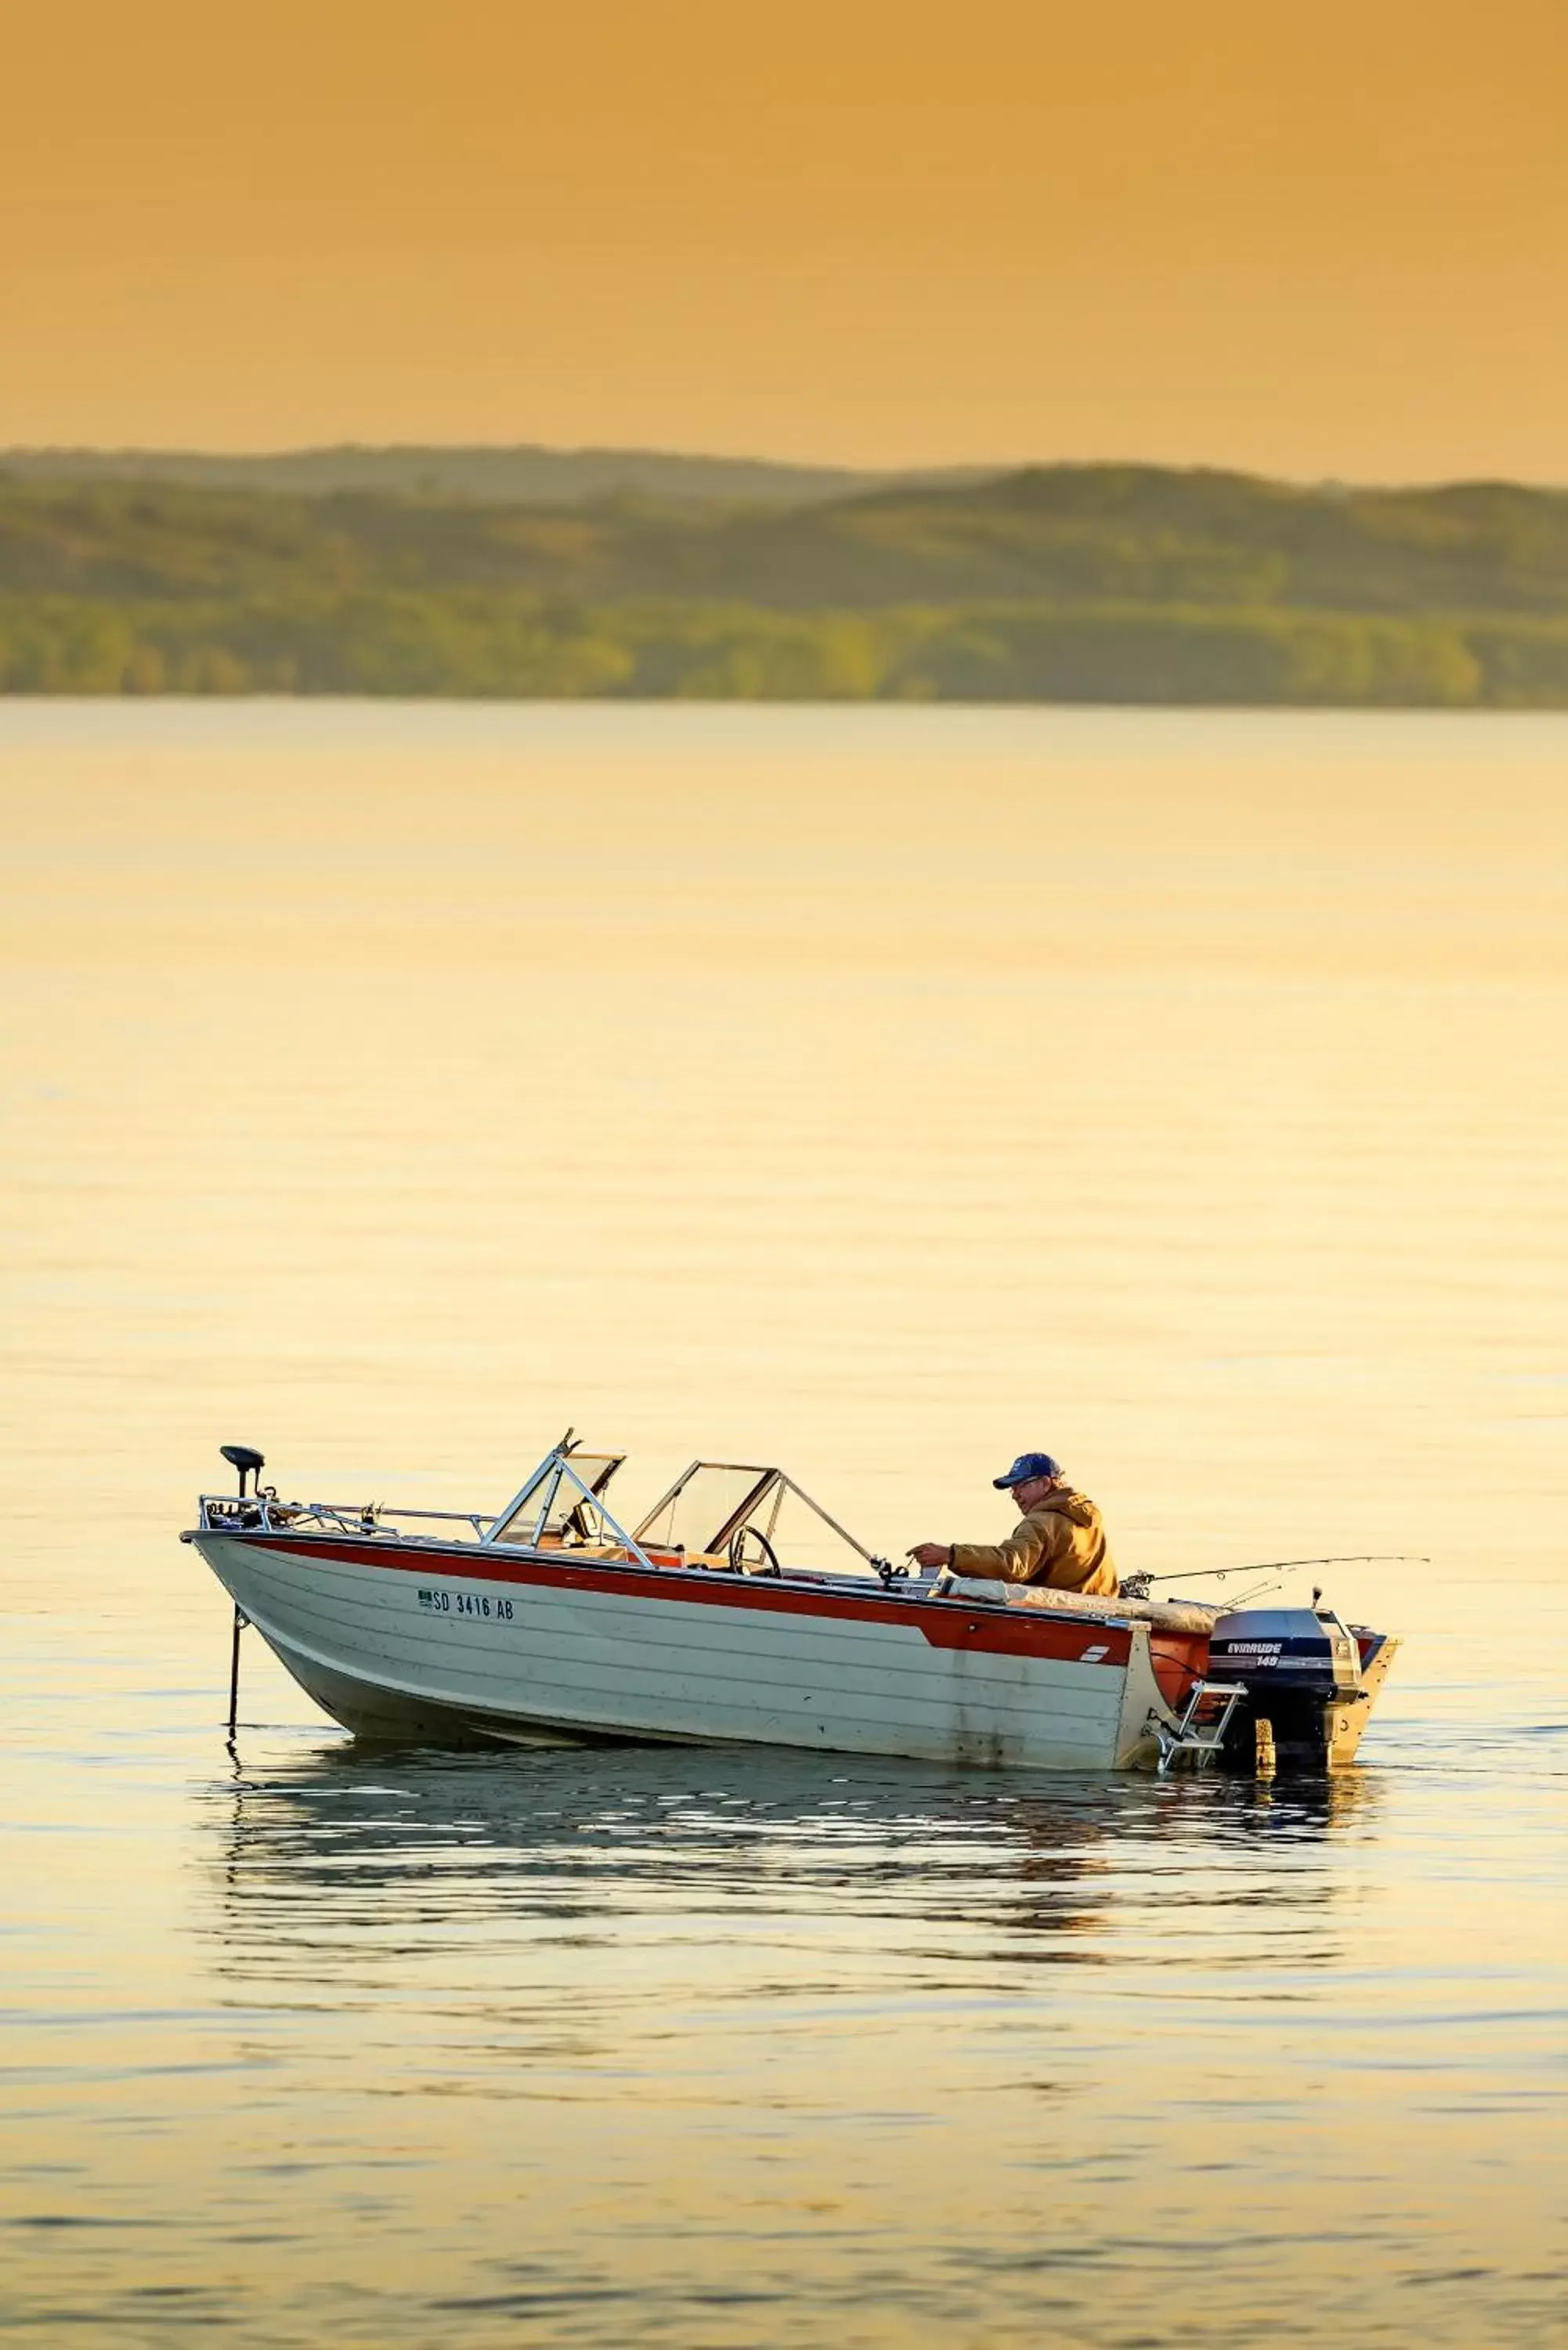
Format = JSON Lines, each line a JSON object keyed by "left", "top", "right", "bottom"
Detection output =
{"left": 634, "top": 1462, "right": 874, "bottom": 1574}
{"left": 635, "top": 1464, "right": 776, "bottom": 1555}
{"left": 490, "top": 1453, "right": 624, "bottom": 1546}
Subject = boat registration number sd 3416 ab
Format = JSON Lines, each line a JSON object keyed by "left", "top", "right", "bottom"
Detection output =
{"left": 417, "top": 1587, "right": 515, "bottom": 1622}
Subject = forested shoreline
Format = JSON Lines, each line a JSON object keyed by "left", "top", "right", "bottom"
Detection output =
{"left": 6, "top": 461, "right": 1568, "bottom": 703}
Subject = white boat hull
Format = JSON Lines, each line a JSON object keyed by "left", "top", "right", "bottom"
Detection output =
{"left": 192, "top": 1528, "right": 1175, "bottom": 1772}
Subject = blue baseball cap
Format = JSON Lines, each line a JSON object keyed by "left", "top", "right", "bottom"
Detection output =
{"left": 993, "top": 1451, "right": 1063, "bottom": 1489}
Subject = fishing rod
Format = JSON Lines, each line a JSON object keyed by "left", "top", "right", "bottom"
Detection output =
{"left": 1136, "top": 1553, "right": 1429, "bottom": 1586}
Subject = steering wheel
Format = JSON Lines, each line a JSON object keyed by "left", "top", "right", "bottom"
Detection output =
{"left": 729, "top": 1525, "right": 781, "bottom": 1578}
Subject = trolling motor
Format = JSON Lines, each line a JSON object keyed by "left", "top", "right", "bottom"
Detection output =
{"left": 215, "top": 1445, "right": 267, "bottom": 1741}
{"left": 221, "top": 1443, "right": 266, "bottom": 1498}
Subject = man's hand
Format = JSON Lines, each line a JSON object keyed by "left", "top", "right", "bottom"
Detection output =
{"left": 908, "top": 1542, "right": 953, "bottom": 1571}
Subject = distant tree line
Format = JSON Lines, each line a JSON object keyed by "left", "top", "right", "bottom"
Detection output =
{"left": 6, "top": 589, "right": 1568, "bottom": 704}
{"left": 5, "top": 467, "right": 1568, "bottom": 703}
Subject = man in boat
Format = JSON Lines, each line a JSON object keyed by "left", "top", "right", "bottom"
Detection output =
{"left": 909, "top": 1452, "right": 1118, "bottom": 1596}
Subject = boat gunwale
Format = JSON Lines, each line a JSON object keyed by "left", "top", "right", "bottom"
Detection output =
{"left": 185, "top": 1521, "right": 1156, "bottom": 1668}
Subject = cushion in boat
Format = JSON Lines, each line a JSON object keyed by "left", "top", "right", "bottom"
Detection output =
{"left": 947, "top": 1575, "right": 1219, "bottom": 1634}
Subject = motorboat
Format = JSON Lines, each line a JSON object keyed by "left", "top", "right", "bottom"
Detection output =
{"left": 184, "top": 1437, "right": 1400, "bottom": 1774}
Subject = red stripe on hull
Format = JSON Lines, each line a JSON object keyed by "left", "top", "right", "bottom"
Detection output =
{"left": 1147, "top": 1633, "right": 1210, "bottom": 1708}
{"left": 227, "top": 1531, "right": 1134, "bottom": 1668}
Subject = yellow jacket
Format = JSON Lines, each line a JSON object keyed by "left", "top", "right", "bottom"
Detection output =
{"left": 950, "top": 1488, "right": 1118, "bottom": 1596}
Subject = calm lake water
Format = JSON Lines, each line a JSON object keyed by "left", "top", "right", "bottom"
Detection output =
{"left": 2, "top": 702, "right": 1566, "bottom": 2348}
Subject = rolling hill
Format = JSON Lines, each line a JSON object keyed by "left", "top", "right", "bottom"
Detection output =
{"left": 5, "top": 461, "right": 1568, "bottom": 703}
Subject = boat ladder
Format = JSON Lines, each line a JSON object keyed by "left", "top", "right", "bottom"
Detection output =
{"left": 1153, "top": 1680, "right": 1248, "bottom": 1774}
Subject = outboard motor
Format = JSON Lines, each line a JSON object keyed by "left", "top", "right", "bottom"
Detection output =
{"left": 1207, "top": 1599, "right": 1367, "bottom": 1771}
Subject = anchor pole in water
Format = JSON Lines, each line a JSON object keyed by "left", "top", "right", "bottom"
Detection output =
{"left": 226, "top": 1604, "right": 247, "bottom": 1736}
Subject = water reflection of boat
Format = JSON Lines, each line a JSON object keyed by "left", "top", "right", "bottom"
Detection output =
{"left": 186, "top": 1438, "right": 1398, "bottom": 1775}
{"left": 200, "top": 1741, "right": 1374, "bottom": 1986}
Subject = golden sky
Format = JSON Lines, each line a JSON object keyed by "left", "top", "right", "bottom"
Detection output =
{"left": 5, "top": 0, "right": 1567, "bottom": 477}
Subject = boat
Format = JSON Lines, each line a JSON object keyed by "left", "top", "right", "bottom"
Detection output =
{"left": 183, "top": 1436, "right": 1400, "bottom": 1774}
